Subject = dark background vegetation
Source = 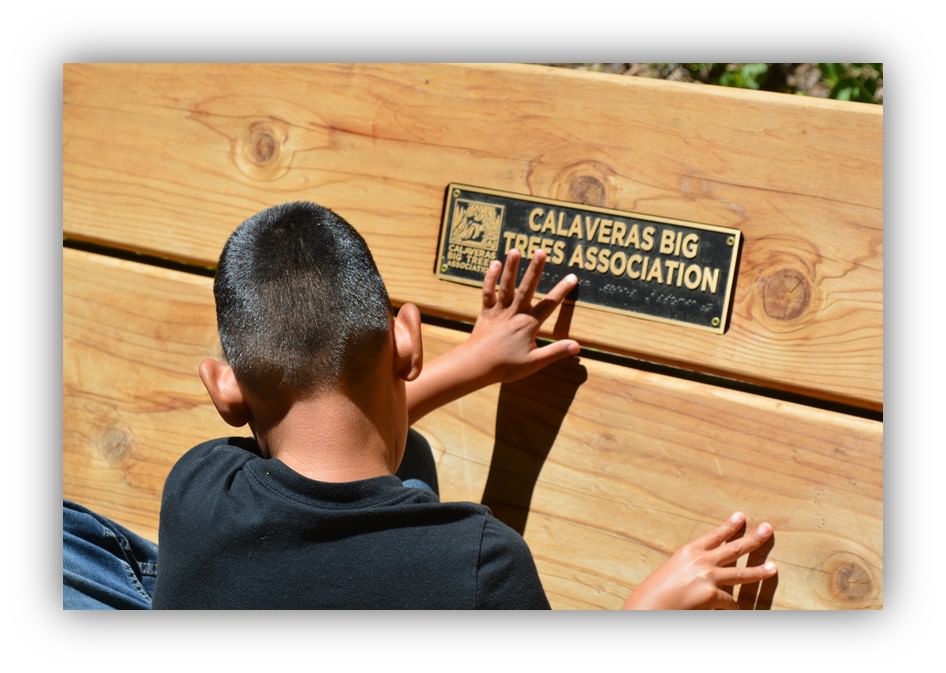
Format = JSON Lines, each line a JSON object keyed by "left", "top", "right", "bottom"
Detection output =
{"left": 546, "top": 63, "right": 883, "bottom": 104}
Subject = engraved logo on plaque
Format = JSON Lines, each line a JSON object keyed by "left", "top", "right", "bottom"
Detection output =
{"left": 445, "top": 198, "right": 505, "bottom": 276}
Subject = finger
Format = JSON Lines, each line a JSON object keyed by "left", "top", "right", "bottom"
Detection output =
{"left": 481, "top": 260, "right": 502, "bottom": 309}
{"left": 715, "top": 522, "right": 774, "bottom": 565}
{"left": 515, "top": 249, "right": 547, "bottom": 310}
{"left": 526, "top": 339, "right": 581, "bottom": 370}
{"left": 718, "top": 516, "right": 747, "bottom": 590}
{"left": 693, "top": 512, "right": 746, "bottom": 550}
{"left": 532, "top": 273, "right": 579, "bottom": 323}
{"left": 497, "top": 248, "right": 521, "bottom": 307}
{"left": 715, "top": 561, "right": 778, "bottom": 587}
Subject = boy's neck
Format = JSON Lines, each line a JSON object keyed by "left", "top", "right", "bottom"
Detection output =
{"left": 254, "top": 388, "right": 399, "bottom": 483}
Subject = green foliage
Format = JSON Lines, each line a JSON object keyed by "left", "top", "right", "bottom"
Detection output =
{"left": 717, "top": 63, "right": 770, "bottom": 90}
{"left": 547, "top": 63, "right": 883, "bottom": 104}
{"left": 704, "top": 63, "right": 882, "bottom": 103}
{"left": 817, "top": 63, "right": 883, "bottom": 103}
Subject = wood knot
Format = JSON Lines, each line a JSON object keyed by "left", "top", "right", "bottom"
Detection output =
{"left": 830, "top": 561, "right": 873, "bottom": 601}
{"left": 96, "top": 428, "right": 132, "bottom": 466}
{"left": 245, "top": 122, "right": 279, "bottom": 166}
{"left": 531, "top": 159, "right": 616, "bottom": 208}
{"left": 762, "top": 268, "right": 811, "bottom": 320}
{"left": 228, "top": 118, "right": 293, "bottom": 181}
{"left": 189, "top": 100, "right": 300, "bottom": 182}
{"left": 810, "top": 551, "right": 878, "bottom": 607}
{"left": 568, "top": 175, "right": 607, "bottom": 207}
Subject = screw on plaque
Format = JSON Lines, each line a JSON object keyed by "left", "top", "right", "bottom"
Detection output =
{"left": 453, "top": 189, "right": 460, "bottom": 197}
{"left": 441, "top": 264, "right": 448, "bottom": 272}
{"left": 711, "top": 317, "right": 721, "bottom": 327}
{"left": 727, "top": 236, "right": 735, "bottom": 246}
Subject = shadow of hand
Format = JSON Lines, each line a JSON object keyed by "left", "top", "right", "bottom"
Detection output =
{"left": 480, "top": 355, "right": 587, "bottom": 535}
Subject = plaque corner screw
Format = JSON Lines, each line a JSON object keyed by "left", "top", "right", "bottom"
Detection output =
{"left": 440, "top": 264, "right": 449, "bottom": 272}
{"left": 711, "top": 317, "right": 721, "bottom": 327}
{"left": 727, "top": 236, "right": 735, "bottom": 246}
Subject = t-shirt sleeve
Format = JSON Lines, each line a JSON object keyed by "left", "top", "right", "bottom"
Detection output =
{"left": 474, "top": 516, "right": 551, "bottom": 609}
{"left": 153, "top": 437, "right": 259, "bottom": 608}
{"left": 157, "top": 437, "right": 258, "bottom": 554}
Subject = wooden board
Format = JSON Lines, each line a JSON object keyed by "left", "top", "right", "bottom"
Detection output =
{"left": 63, "top": 248, "right": 883, "bottom": 609}
{"left": 63, "top": 251, "right": 234, "bottom": 537}
{"left": 62, "top": 63, "right": 883, "bottom": 410}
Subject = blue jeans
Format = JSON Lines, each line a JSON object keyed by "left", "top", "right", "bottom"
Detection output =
{"left": 63, "top": 429, "right": 439, "bottom": 609}
{"left": 62, "top": 500, "right": 158, "bottom": 609}
{"left": 396, "top": 428, "right": 440, "bottom": 495}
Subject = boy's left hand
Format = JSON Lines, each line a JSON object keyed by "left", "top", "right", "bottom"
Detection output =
{"left": 623, "top": 512, "right": 778, "bottom": 610}
{"left": 464, "top": 247, "right": 580, "bottom": 385}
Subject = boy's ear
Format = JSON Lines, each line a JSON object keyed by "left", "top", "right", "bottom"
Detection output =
{"left": 392, "top": 303, "right": 423, "bottom": 382}
{"left": 198, "top": 358, "right": 252, "bottom": 427}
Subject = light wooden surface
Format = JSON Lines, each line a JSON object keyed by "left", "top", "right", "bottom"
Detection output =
{"left": 62, "top": 63, "right": 883, "bottom": 409}
{"left": 63, "top": 251, "right": 233, "bottom": 536}
{"left": 63, "top": 248, "right": 883, "bottom": 609}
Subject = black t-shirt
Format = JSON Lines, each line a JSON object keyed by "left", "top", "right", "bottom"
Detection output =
{"left": 151, "top": 437, "right": 550, "bottom": 609}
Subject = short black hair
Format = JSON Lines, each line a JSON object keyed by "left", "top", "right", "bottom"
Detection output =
{"left": 214, "top": 201, "right": 392, "bottom": 395}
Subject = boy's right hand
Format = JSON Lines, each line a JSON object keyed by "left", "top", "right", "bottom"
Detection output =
{"left": 623, "top": 512, "right": 777, "bottom": 610}
{"left": 462, "top": 247, "right": 580, "bottom": 386}
{"left": 405, "top": 247, "right": 578, "bottom": 425}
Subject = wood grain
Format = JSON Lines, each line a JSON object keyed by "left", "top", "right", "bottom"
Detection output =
{"left": 63, "top": 248, "right": 883, "bottom": 609}
{"left": 62, "top": 63, "right": 883, "bottom": 409}
{"left": 63, "top": 251, "right": 234, "bottom": 537}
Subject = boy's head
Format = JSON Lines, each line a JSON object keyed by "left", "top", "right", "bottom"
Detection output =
{"left": 213, "top": 201, "right": 392, "bottom": 397}
{"left": 199, "top": 201, "right": 424, "bottom": 460}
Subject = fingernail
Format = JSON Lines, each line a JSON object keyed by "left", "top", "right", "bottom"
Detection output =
{"left": 568, "top": 341, "right": 581, "bottom": 354}
{"left": 729, "top": 512, "right": 744, "bottom": 524}
{"left": 764, "top": 561, "right": 777, "bottom": 573}
{"left": 565, "top": 273, "right": 578, "bottom": 284}
{"left": 757, "top": 523, "right": 772, "bottom": 536}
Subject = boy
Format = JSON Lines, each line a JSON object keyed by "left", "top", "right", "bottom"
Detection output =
{"left": 148, "top": 201, "right": 776, "bottom": 609}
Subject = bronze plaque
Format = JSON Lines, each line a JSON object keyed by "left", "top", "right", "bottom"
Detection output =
{"left": 436, "top": 184, "right": 741, "bottom": 333}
